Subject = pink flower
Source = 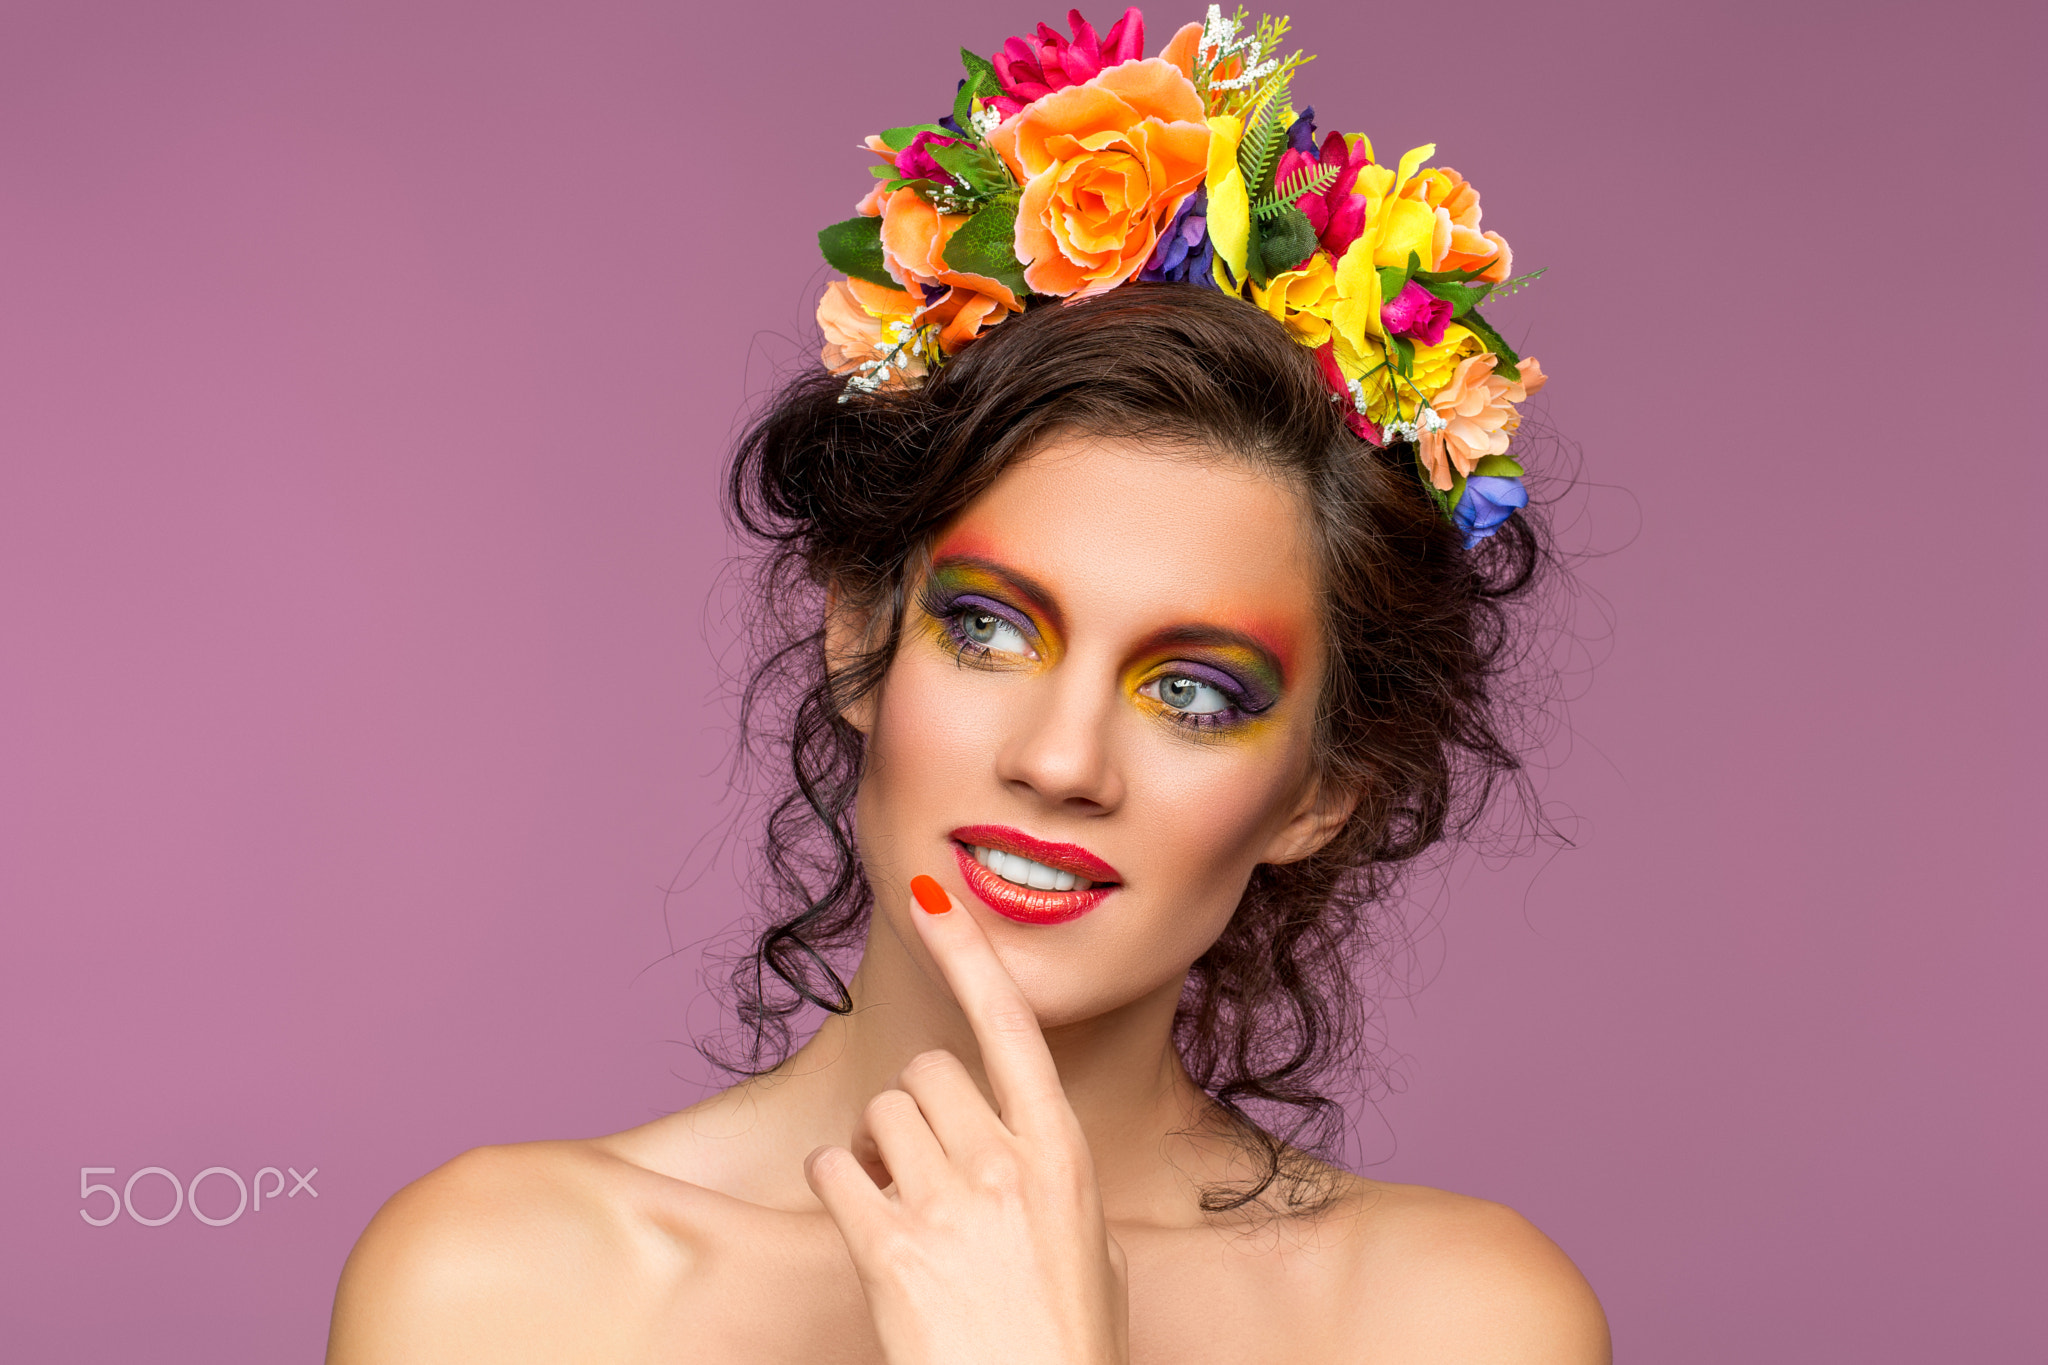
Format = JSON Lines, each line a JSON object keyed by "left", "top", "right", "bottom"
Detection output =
{"left": 992, "top": 8, "right": 1145, "bottom": 116}
{"left": 1276, "top": 131, "right": 1377, "bottom": 256}
{"left": 1380, "top": 280, "right": 1454, "bottom": 346}
{"left": 895, "top": 131, "right": 963, "bottom": 186}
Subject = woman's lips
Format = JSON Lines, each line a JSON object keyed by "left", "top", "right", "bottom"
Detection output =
{"left": 952, "top": 843, "right": 1116, "bottom": 924}
{"left": 947, "top": 825, "right": 1121, "bottom": 926}
{"left": 948, "top": 825, "right": 1121, "bottom": 883}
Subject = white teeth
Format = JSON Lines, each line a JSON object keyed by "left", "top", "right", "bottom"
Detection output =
{"left": 968, "top": 845, "right": 1092, "bottom": 893}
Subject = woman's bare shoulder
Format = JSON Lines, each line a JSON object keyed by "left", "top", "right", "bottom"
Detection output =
{"left": 326, "top": 1134, "right": 711, "bottom": 1364}
{"left": 1324, "top": 1175, "right": 1611, "bottom": 1364}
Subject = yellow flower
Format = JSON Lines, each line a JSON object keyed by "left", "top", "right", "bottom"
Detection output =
{"left": 1250, "top": 252, "right": 1339, "bottom": 346}
{"left": 1203, "top": 113, "right": 1250, "bottom": 288}
{"left": 1329, "top": 144, "right": 1441, "bottom": 352}
{"left": 1340, "top": 323, "right": 1487, "bottom": 428}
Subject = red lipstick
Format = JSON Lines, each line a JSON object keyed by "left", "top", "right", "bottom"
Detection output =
{"left": 948, "top": 824, "right": 1121, "bottom": 926}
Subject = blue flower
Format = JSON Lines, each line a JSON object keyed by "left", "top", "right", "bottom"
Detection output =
{"left": 1139, "top": 187, "right": 1216, "bottom": 286}
{"left": 1453, "top": 475, "right": 1528, "bottom": 547}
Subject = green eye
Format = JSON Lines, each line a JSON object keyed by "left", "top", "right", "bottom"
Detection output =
{"left": 949, "top": 605, "right": 1030, "bottom": 656}
{"left": 1153, "top": 675, "right": 1229, "bottom": 715}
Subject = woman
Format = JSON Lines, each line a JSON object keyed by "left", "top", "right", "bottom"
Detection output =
{"left": 329, "top": 11, "right": 1608, "bottom": 1362}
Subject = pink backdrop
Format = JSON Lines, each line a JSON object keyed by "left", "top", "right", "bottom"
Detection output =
{"left": 2, "top": 1, "right": 2040, "bottom": 1358}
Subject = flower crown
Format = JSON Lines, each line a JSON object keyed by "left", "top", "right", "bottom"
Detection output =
{"left": 815, "top": 6, "right": 1548, "bottom": 546}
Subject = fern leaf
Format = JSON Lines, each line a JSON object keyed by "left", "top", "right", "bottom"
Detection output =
{"left": 1257, "top": 162, "right": 1338, "bottom": 214}
{"left": 1236, "top": 93, "right": 1291, "bottom": 199}
{"left": 1234, "top": 91, "right": 1276, "bottom": 184}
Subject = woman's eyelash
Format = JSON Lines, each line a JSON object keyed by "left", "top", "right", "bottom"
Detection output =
{"left": 919, "top": 586, "right": 1034, "bottom": 662}
{"left": 1142, "top": 665, "right": 1274, "bottom": 732}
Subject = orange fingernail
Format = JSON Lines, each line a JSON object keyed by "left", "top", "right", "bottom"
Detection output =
{"left": 910, "top": 874, "right": 951, "bottom": 915}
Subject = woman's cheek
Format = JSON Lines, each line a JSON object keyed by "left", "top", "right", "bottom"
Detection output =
{"left": 867, "top": 648, "right": 1011, "bottom": 803}
{"left": 1128, "top": 732, "right": 1307, "bottom": 898}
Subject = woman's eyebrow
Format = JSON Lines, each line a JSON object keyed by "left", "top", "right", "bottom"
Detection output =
{"left": 927, "top": 553, "right": 1066, "bottom": 634}
{"left": 1132, "top": 624, "right": 1291, "bottom": 687}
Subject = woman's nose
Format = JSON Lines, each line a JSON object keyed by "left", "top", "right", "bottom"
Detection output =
{"left": 991, "top": 666, "right": 1126, "bottom": 814}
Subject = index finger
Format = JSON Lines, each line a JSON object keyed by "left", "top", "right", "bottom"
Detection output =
{"left": 908, "top": 873, "right": 1069, "bottom": 1133}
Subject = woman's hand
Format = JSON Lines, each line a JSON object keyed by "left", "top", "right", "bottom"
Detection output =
{"left": 804, "top": 874, "right": 1130, "bottom": 1365}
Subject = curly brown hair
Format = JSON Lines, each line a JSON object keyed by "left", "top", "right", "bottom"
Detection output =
{"left": 715, "top": 283, "right": 1549, "bottom": 1213}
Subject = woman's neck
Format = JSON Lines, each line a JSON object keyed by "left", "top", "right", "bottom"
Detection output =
{"left": 708, "top": 912, "right": 1226, "bottom": 1226}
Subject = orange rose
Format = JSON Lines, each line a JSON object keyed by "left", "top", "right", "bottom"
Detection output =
{"left": 875, "top": 186, "right": 1023, "bottom": 354}
{"left": 1402, "top": 167, "right": 1513, "bottom": 283}
{"left": 987, "top": 58, "right": 1209, "bottom": 298}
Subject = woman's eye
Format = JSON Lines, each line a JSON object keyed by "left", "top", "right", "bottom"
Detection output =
{"left": 957, "top": 609, "right": 1029, "bottom": 656}
{"left": 1149, "top": 674, "right": 1231, "bottom": 716}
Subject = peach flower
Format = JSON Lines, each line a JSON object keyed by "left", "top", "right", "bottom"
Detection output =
{"left": 987, "top": 58, "right": 1209, "bottom": 298}
{"left": 875, "top": 186, "right": 1024, "bottom": 354}
{"left": 1401, "top": 166, "right": 1513, "bottom": 283}
{"left": 1417, "top": 352, "right": 1548, "bottom": 490}
{"left": 853, "top": 134, "right": 896, "bottom": 216}
{"left": 816, "top": 278, "right": 923, "bottom": 377}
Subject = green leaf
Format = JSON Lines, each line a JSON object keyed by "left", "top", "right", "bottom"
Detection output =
{"left": 1419, "top": 453, "right": 1456, "bottom": 516}
{"left": 1459, "top": 308, "right": 1522, "bottom": 381}
{"left": 1257, "top": 161, "right": 1338, "bottom": 215}
{"left": 1242, "top": 206, "right": 1269, "bottom": 285}
{"left": 1388, "top": 334, "right": 1416, "bottom": 376}
{"left": 955, "top": 49, "right": 1003, "bottom": 130}
{"left": 1377, "top": 265, "right": 1410, "bottom": 304}
{"left": 1413, "top": 263, "right": 1497, "bottom": 284}
{"left": 818, "top": 215, "right": 897, "bottom": 289}
{"left": 880, "top": 123, "right": 955, "bottom": 151}
{"left": 1236, "top": 95, "right": 1290, "bottom": 197}
{"left": 1419, "top": 278, "right": 1493, "bottom": 318}
{"left": 1471, "top": 454, "right": 1525, "bottom": 478}
{"left": 868, "top": 163, "right": 897, "bottom": 179}
{"left": 939, "top": 200, "right": 1028, "bottom": 299}
{"left": 1257, "top": 203, "right": 1318, "bottom": 276}
{"left": 928, "top": 141, "right": 1006, "bottom": 196}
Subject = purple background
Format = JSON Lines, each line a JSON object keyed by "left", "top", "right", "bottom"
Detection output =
{"left": 2, "top": 1, "right": 2040, "bottom": 1358}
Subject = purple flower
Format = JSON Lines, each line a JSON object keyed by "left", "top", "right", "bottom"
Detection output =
{"left": 1380, "top": 280, "right": 1454, "bottom": 346}
{"left": 1139, "top": 187, "right": 1216, "bottom": 286}
{"left": 1285, "top": 105, "right": 1318, "bottom": 155}
{"left": 1453, "top": 475, "right": 1528, "bottom": 547}
{"left": 895, "top": 131, "right": 963, "bottom": 186}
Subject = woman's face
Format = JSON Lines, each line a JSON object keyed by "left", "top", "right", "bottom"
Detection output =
{"left": 851, "top": 431, "right": 1345, "bottom": 1027}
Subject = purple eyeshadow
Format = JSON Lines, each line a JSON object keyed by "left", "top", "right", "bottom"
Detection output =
{"left": 947, "top": 593, "right": 1033, "bottom": 638}
{"left": 1159, "top": 658, "right": 1275, "bottom": 715}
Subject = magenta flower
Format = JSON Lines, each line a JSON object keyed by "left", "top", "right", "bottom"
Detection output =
{"left": 895, "top": 131, "right": 963, "bottom": 186}
{"left": 1380, "top": 280, "right": 1454, "bottom": 346}
{"left": 991, "top": 8, "right": 1146, "bottom": 116}
{"left": 1275, "top": 127, "right": 1378, "bottom": 257}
